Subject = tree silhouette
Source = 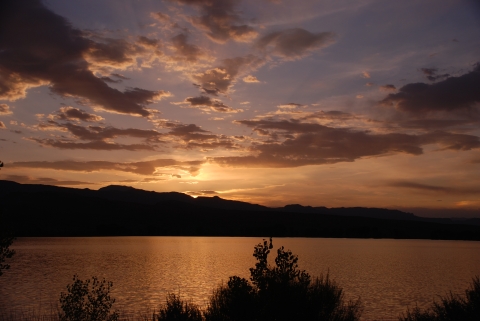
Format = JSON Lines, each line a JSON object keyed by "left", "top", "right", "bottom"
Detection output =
{"left": 204, "top": 238, "right": 361, "bottom": 321}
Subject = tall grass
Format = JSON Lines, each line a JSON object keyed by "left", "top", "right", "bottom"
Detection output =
{"left": 400, "top": 276, "right": 480, "bottom": 321}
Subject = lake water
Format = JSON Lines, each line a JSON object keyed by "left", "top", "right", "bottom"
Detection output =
{"left": 1, "top": 237, "right": 479, "bottom": 320}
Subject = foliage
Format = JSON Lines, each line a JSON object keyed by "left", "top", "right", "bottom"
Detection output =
{"left": 156, "top": 293, "right": 203, "bottom": 321}
{"left": 400, "top": 276, "right": 480, "bottom": 321}
{"left": 0, "top": 219, "right": 15, "bottom": 276}
{"left": 204, "top": 237, "right": 362, "bottom": 321}
{"left": 59, "top": 275, "right": 119, "bottom": 321}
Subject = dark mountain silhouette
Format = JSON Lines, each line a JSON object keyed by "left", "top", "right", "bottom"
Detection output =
{"left": 0, "top": 180, "right": 479, "bottom": 239}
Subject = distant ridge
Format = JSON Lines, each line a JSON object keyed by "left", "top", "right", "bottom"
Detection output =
{"left": 1, "top": 180, "right": 479, "bottom": 239}
{"left": 0, "top": 180, "right": 474, "bottom": 223}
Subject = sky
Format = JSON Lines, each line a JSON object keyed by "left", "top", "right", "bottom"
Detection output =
{"left": 1, "top": 0, "right": 480, "bottom": 218}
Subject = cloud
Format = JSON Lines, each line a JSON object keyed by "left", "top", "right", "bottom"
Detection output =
{"left": 30, "top": 138, "right": 157, "bottom": 151}
{"left": 0, "top": 104, "right": 12, "bottom": 115}
{"left": 0, "top": 121, "right": 6, "bottom": 129}
{"left": 209, "top": 119, "right": 480, "bottom": 168}
{"left": 420, "top": 131, "right": 480, "bottom": 151}
{"left": 256, "top": 28, "right": 335, "bottom": 60}
{"left": 10, "top": 159, "right": 205, "bottom": 176}
{"left": 388, "top": 181, "right": 480, "bottom": 195}
{"left": 151, "top": 11, "right": 171, "bottom": 24}
{"left": 32, "top": 119, "right": 165, "bottom": 150}
{"left": 396, "top": 119, "right": 478, "bottom": 131}
{"left": 170, "top": 0, "right": 258, "bottom": 43}
{"left": 2, "top": 175, "right": 93, "bottom": 186}
{"left": 380, "top": 63, "right": 480, "bottom": 115}
{"left": 243, "top": 75, "right": 260, "bottom": 83}
{"left": 170, "top": 33, "right": 205, "bottom": 62}
{"left": 178, "top": 95, "right": 242, "bottom": 113}
{"left": 362, "top": 71, "right": 370, "bottom": 79}
{"left": 419, "top": 68, "right": 450, "bottom": 82}
{"left": 379, "top": 84, "right": 396, "bottom": 92}
{"left": 278, "top": 103, "right": 303, "bottom": 109}
{"left": 187, "top": 190, "right": 218, "bottom": 196}
{"left": 302, "top": 110, "right": 356, "bottom": 122}
{"left": 0, "top": 0, "right": 168, "bottom": 117}
{"left": 192, "top": 54, "right": 264, "bottom": 95}
{"left": 51, "top": 122, "right": 163, "bottom": 142}
{"left": 53, "top": 107, "right": 104, "bottom": 122}
{"left": 167, "top": 123, "right": 239, "bottom": 150}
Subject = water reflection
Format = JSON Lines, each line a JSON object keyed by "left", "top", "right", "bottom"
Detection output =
{"left": 0, "top": 237, "right": 479, "bottom": 320}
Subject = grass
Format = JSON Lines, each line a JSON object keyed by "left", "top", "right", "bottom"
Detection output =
{"left": 399, "top": 276, "right": 480, "bottom": 321}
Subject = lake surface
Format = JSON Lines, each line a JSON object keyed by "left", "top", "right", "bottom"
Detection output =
{"left": 1, "top": 237, "right": 479, "bottom": 320}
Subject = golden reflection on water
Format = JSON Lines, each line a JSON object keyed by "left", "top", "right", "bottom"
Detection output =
{"left": 0, "top": 237, "right": 479, "bottom": 320}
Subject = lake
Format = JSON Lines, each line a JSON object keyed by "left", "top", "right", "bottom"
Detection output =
{"left": 1, "top": 237, "right": 479, "bottom": 320}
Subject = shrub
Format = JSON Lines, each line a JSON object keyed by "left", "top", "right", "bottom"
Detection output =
{"left": 0, "top": 214, "right": 15, "bottom": 277}
{"left": 59, "top": 275, "right": 119, "bottom": 321}
{"left": 204, "top": 238, "right": 362, "bottom": 321}
{"left": 400, "top": 276, "right": 480, "bottom": 321}
{"left": 156, "top": 293, "right": 203, "bottom": 321}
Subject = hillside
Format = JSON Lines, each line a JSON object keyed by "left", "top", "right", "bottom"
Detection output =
{"left": 1, "top": 180, "right": 479, "bottom": 240}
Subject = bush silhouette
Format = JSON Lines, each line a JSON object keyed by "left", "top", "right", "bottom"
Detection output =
{"left": 59, "top": 275, "right": 119, "bottom": 321}
{"left": 156, "top": 293, "right": 203, "bottom": 321}
{"left": 0, "top": 227, "right": 15, "bottom": 277}
{"left": 400, "top": 276, "right": 480, "bottom": 321}
{"left": 203, "top": 237, "right": 361, "bottom": 321}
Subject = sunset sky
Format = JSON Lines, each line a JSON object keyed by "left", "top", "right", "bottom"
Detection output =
{"left": 1, "top": 0, "right": 480, "bottom": 217}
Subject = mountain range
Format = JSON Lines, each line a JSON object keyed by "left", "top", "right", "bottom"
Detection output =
{"left": 1, "top": 180, "right": 479, "bottom": 240}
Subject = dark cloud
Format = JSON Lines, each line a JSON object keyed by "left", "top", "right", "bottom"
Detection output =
{"left": 419, "top": 68, "right": 450, "bottom": 82}
{"left": 0, "top": 0, "right": 167, "bottom": 116}
{"left": 170, "top": 0, "right": 258, "bottom": 43}
{"left": 381, "top": 64, "right": 480, "bottom": 115}
{"left": 170, "top": 33, "right": 204, "bottom": 62}
{"left": 420, "top": 131, "right": 480, "bottom": 151}
{"left": 29, "top": 138, "right": 156, "bottom": 151}
{"left": 167, "top": 123, "right": 238, "bottom": 149}
{"left": 301, "top": 110, "right": 357, "bottom": 123}
{"left": 256, "top": 28, "right": 335, "bottom": 59}
{"left": 181, "top": 95, "right": 241, "bottom": 113}
{"left": 111, "top": 73, "right": 130, "bottom": 80}
{"left": 388, "top": 181, "right": 480, "bottom": 195}
{"left": 100, "top": 76, "right": 122, "bottom": 84}
{"left": 193, "top": 54, "right": 263, "bottom": 95}
{"left": 396, "top": 119, "right": 478, "bottom": 130}
{"left": 137, "top": 36, "right": 162, "bottom": 49}
{"left": 33, "top": 119, "right": 164, "bottom": 150}
{"left": 209, "top": 119, "right": 480, "bottom": 168}
{"left": 54, "top": 107, "right": 104, "bottom": 122}
{"left": 187, "top": 190, "right": 218, "bottom": 196}
{"left": 48, "top": 121, "right": 163, "bottom": 142}
{"left": 10, "top": 159, "right": 205, "bottom": 176}
{"left": 2, "top": 174, "right": 93, "bottom": 186}
{"left": 0, "top": 104, "right": 12, "bottom": 115}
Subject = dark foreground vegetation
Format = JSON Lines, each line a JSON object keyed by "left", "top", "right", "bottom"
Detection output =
{"left": 1, "top": 181, "right": 479, "bottom": 240}
{"left": 400, "top": 276, "right": 480, "bottom": 321}
{"left": 1, "top": 238, "right": 479, "bottom": 321}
